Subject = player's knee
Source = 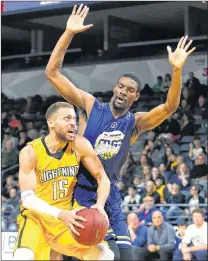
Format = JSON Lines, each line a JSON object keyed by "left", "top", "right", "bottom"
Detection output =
{"left": 98, "top": 244, "right": 114, "bottom": 260}
{"left": 14, "top": 248, "right": 35, "bottom": 260}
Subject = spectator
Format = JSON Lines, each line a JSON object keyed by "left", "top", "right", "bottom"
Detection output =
{"left": 123, "top": 186, "right": 141, "bottom": 213}
{"left": 175, "top": 208, "right": 207, "bottom": 261}
{"left": 159, "top": 163, "right": 170, "bottom": 183}
{"left": 127, "top": 212, "right": 148, "bottom": 261}
{"left": 166, "top": 113, "right": 181, "bottom": 138}
{"left": 173, "top": 218, "right": 188, "bottom": 259}
{"left": 189, "top": 137, "right": 206, "bottom": 161}
{"left": 133, "top": 174, "right": 145, "bottom": 195}
{"left": 2, "top": 175, "right": 17, "bottom": 199}
{"left": 155, "top": 176, "right": 166, "bottom": 203}
{"left": 163, "top": 73, "right": 172, "bottom": 92}
{"left": 163, "top": 146, "right": 174, "bottom": 171}
{"left": 141, "top": 165, "right": 152, "bottom": 182}
{"left": 140, "top": 180, "right": 160, "bottom": 204}
{"left": 152, "top": 76, "right": 164, "bottom": 93}
{"left": 190, "top": 154, "right": 208, "bottom": 193}
{"left": 17, "top": 130, "right": 32, "bottom": 151}
{"left": 144, "top": 131, "right": 156, "bottom": 147}
{"left": 180, "top": 114, "right": 195, "bottom": 136}
{"left": 139, "top": 153, "right": 153, "bottom": 168}
{"left": 143, "top": 211, "right": 175, "bottom": 261}
{"left": 127, "top": 212, "right": 148, "bottom": 247}
{"left": 150, "top": 167, "right": 160, "bottom": 182}
{"left": 6, "top": 187, "right": 20, "bottom": 209}
{"left": 169, "top": 163, "right": 191, "bottom": 195}
{"left": 26, "top": 121, "right": 39, "bottom": 140}
{"left": 138, "top": 196, "right": 157, "bottom": 226}
{"left": 185, "top": 185, "right": 205, "bottom": 215}
{"left": 1, "top": 139, "right": 18, "bottom": 169}
{"left": 178, "top": 99, "right": 191, "bottom": 116}
{"left": 185, "top": 72, "right": 201, "bottom": 101}
{"left": 165, "top": 183, "right": 185, "bottom": 219}
{"left": 192, "top": 95, "right": 208, "bottom": 119}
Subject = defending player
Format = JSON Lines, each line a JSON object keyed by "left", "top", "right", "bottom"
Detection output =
{"left": 13, "top": 102, "right": 114, "bottom": 261}
{"left": 45, "top": 4, "right": 196, "bottom": 260}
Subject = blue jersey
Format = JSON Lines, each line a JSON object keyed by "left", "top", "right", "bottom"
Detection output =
{"left": 74, "top": 99, "right": 135, "bottom": 246}
{"left": 76, "top": 99, "right": 135, "bottom": 186}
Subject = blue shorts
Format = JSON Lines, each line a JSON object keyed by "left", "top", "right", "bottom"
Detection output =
{"left": 74, "top": 183, "right": 132, "bottom": 249}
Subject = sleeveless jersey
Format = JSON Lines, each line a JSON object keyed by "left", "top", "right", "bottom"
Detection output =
{"left": 21, "top": 137, "right": 79, "bottom": 215}
{"left": 75, "top": 99, "right": 135, "bottom": 194}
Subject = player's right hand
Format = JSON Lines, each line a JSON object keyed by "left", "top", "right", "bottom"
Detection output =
{"left": 66, "top": 4, "right": 93, "bottom": 34}
{"left": 58, "top": 208, "right": 86, "bottom": 236}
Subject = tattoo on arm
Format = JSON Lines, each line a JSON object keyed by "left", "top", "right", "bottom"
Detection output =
{"left": 53, "top": 46, "right": 67, "bottom": 71}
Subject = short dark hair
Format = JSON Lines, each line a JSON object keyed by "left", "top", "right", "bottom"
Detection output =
{"left": 118, "top": 72, "right": 141, "bottom": 93}
{"left": 194, "top": 136, "right": 200, "bottom": 141}
{"left": 45, "top": 102, "right": 74, "bottom": 120}
{"left": 157, "top": 76, "right": 163, "bottom": 81}
{"left": 192, "top": 208, "right": 205, "bottom": 218}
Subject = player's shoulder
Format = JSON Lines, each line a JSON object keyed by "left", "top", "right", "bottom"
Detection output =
{"left": 20, "top": 144, "right": 36, "bottom": 159}
{"left": 75, "top": 135, "right": 92, "bottom": 150}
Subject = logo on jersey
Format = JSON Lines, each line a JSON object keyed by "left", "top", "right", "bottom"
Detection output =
{"left": 94, "top": 130, "right": 125, "bottom": 160}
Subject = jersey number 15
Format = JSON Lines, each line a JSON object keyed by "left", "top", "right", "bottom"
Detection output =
{"left": 52, "top": 180, "right": 68, "bottom": 200}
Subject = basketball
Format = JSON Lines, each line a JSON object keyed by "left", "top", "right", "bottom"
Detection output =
{"left": 73, "top": 208, "right": 108, "bottom": 246}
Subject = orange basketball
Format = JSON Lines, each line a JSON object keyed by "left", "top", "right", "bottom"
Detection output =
{"left": 73, "top": 208, "right": 108, "bottom": 246}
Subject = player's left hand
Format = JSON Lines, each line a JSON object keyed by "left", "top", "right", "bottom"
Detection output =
{"left": 91, "top": 204, "right": 109, "bottom": 227}
{"left": 167, "top": 36, "right": 196, "bottom": 69}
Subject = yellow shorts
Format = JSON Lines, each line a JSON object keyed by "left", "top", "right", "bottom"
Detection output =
{"left": 14, "top": 207, "right": 107, "bottom": 260}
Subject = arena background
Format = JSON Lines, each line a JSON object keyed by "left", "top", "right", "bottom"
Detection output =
{"left": 1, "top": 1, "right": 208, "bottom": 260}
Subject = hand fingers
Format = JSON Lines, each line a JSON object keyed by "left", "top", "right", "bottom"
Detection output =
{"left": 74, "top": 214, "right": 87, "bottom": 222}
{"left": 69, "top": 224, "right": 80, "bottom": 236}
{"left": 181, "top": 35, "right": 188, "bottom": 49}
{"left": 73, "top": 220, "right": 85, "bottom": 229}
{"left": 80, "top": 5, "right": 88, "bottom": 17}
{"left": 184, "top": 39, "right": 193, "bottom": 51}
{"left": 76, "top": 3, "right": 84, "bottom": 15}
{"left": 82, "top": 7, "right": 90, "bottom": 20}
{"left": 72, "top": 5, "right": 77, "bottom": 15}
{"left": 187, "top": 47, "right": 196, "bottom": 56}
{"left": 177, "top": 36, "right": 184, "bottom": 49}
{"left": 81, "top": 24, "right": 93, "bottom": 32}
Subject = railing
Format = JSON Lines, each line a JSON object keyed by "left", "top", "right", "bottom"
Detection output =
{"left": 1, "top": 48, "right": 82, "bottom": 61}
{"left": 2, "top": 164, "right": 19, "bottom": 178}
{"left": 117, "top": 35, "right": 208, "bottom": 48}
{"left": 122, "top": 203, "right": 208, "bottom": 225}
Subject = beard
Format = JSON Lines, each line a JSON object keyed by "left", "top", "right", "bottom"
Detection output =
{"left": 112, "top": 98, "right": 126, "bottom": 111}
{"left": 55, "top": 131, "right": 72, "bottom": 142}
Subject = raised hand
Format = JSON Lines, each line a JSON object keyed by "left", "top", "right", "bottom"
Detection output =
{"left": 167, "top": 36, "right": 196, "bottom": 69}
{"left": 66, "top": 4, "right": 93, "bottom": 34}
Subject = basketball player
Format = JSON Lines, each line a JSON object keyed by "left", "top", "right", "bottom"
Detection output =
{"left": 45, "top": 4, "right": 196, "bottom": 260}
{"left": 13, "top": 102, "right": 114, "bottom": 261}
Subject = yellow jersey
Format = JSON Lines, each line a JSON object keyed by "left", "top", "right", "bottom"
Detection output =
{"left": 24, "top": 137, "right": 79, "bottom": 212}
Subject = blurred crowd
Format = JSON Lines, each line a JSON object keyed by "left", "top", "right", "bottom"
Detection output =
{"left": 1, "top": 71, "right": 208, "bottom": 260}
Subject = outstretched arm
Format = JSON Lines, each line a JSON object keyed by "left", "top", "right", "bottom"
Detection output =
{"left": 131, "top": 36, "right": 195, "bottom": 143}
{"left": 45, "top": 4, "right": 95, "bottom": 114}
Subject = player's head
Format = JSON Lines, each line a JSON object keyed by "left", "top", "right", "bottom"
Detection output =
{"left": 45, "top": 102, "right": 77, "bottom": 142}
{"left": 112, "top": 72, "right": 141, "bottom": 111}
